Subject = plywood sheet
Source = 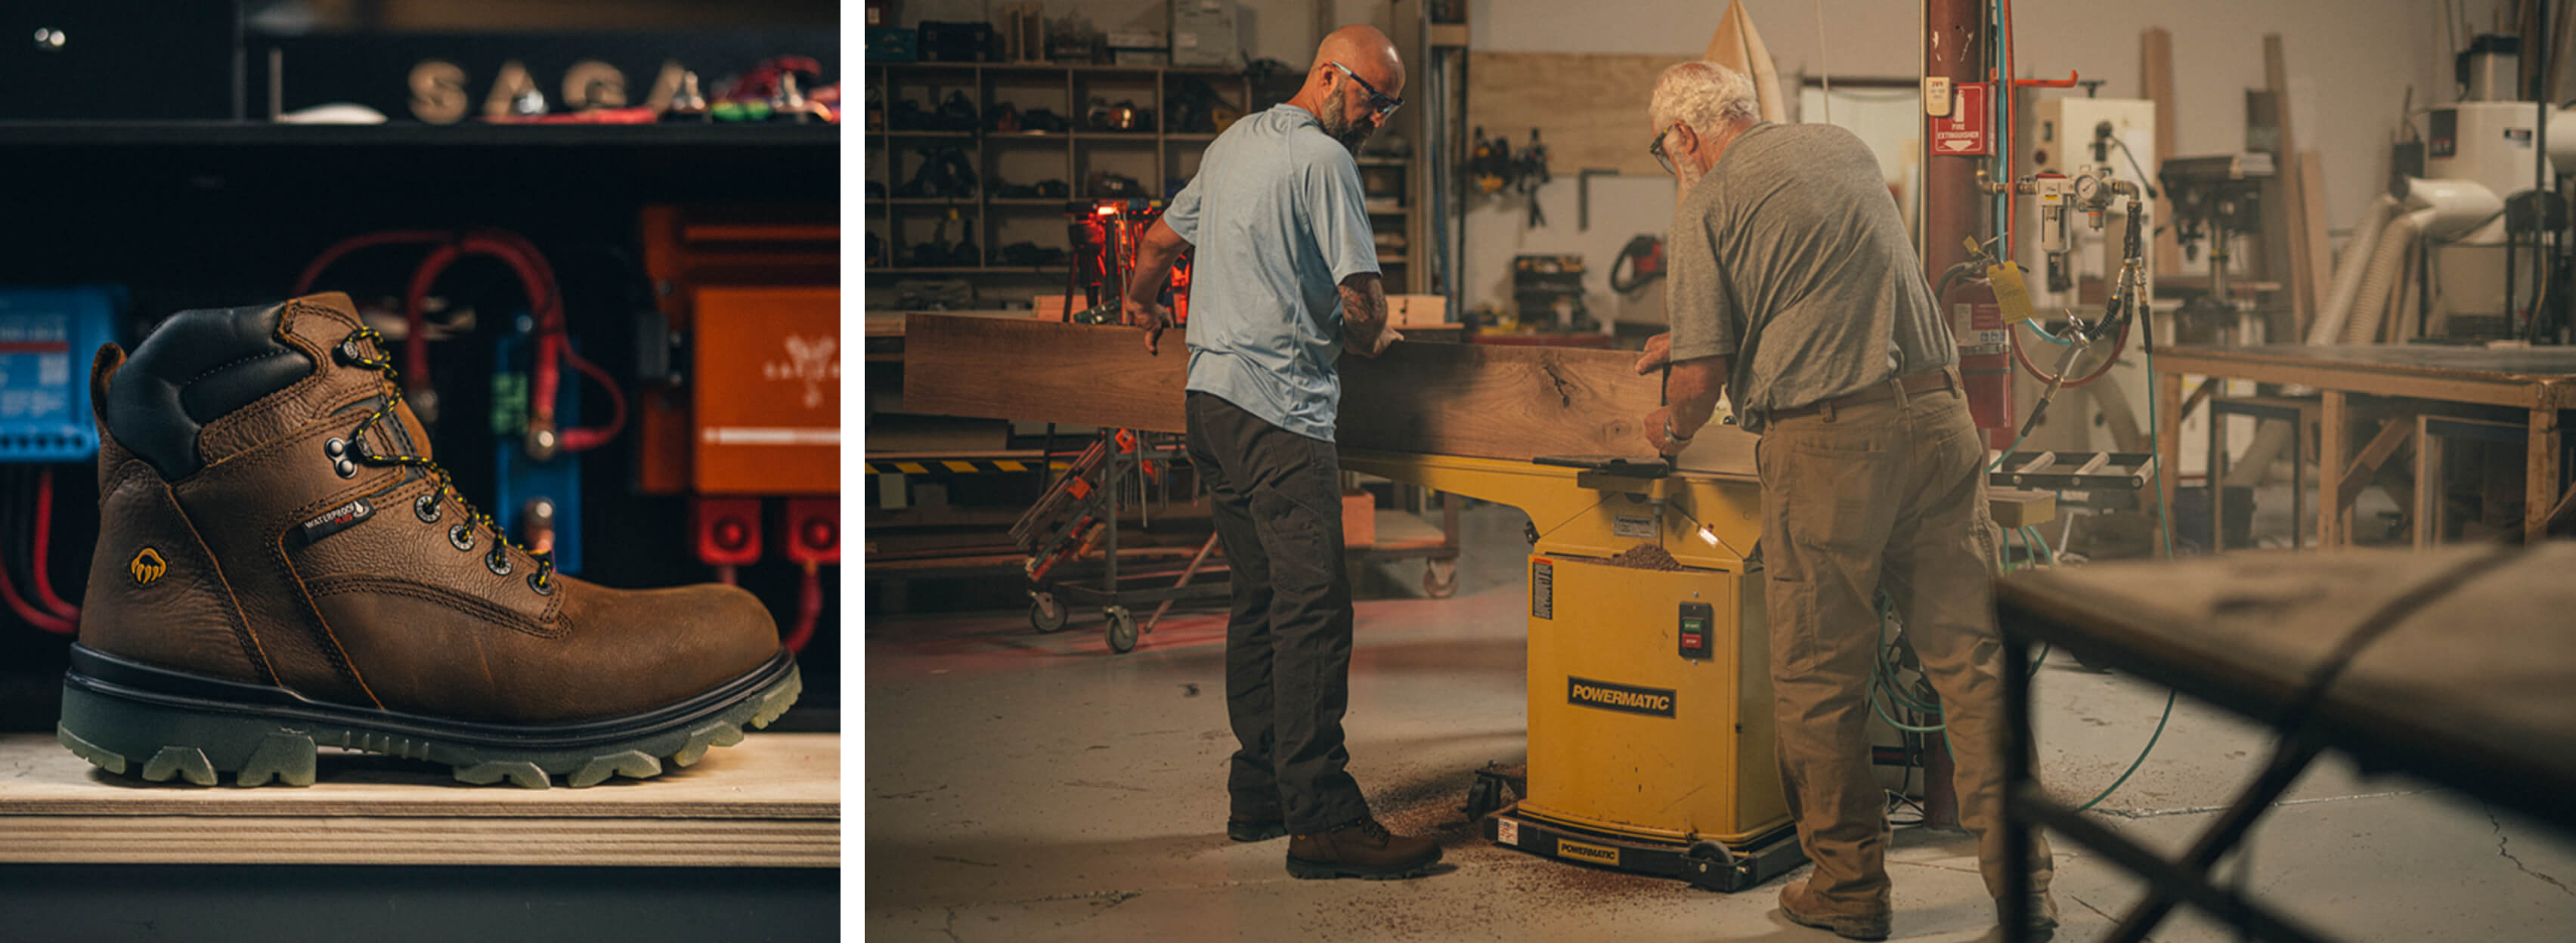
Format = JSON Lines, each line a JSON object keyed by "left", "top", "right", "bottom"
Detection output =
{"left": 1467, "top": 51, "right": 1682, "bottom": 178}
{"left": 900, "top": 314, "right": 1759, "bottom": 472}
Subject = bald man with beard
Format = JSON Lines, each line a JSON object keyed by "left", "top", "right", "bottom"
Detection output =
{"left": 1122, "top": 26, "right": 1439, "bottom": 881}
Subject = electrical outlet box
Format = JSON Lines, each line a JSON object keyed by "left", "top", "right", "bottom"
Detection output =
{"left": 782, "top": 496, "right": 839, "bottom": 565}
{"left": 0, "top": 286, "right": 119, "bottom": 462}
{"left": 1924, "top": 77, "right": 1952, "bottom": 117}
{"left": 693, "top": 496, "right": 763, "bottom": 566}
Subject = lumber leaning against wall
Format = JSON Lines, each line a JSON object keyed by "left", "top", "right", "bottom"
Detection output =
{"left": 899, "top": 314, "right": 1757, "bottom": 474}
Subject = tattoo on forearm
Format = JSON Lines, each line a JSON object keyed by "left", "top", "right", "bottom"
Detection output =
{"left": 1339, "top": 279, "right": 1388, "bottom": 348}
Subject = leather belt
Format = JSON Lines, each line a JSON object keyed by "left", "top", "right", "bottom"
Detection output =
{"left": 1766, "top": 369, "right": 1958, "bottom": 422}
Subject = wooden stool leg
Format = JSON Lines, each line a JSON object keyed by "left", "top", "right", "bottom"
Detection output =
{"left": 2531, "top": 407, "right": 2562, "bottom": 544}
{"left": 2415, "top": 416, "right": 2439, "bottom": 549}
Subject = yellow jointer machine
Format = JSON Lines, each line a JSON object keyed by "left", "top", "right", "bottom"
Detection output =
{"left": 1341, "top": 448, "right": 1803, "bottom": 892}
{"left": 893, "top": 311, "right": 2057, "bottom": 895}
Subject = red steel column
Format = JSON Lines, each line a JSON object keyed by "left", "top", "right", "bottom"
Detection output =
{"left": 1919, "top": 0, "right": 1991, "bottom": 831}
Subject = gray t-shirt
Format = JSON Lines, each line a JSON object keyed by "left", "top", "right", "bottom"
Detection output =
{"left": 1664, "top": 122, "right": 1955, "bottom": 435}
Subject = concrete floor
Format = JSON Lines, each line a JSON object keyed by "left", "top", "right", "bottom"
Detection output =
{"left": 863, "top": 505, "right": 2576, "bottom": 941}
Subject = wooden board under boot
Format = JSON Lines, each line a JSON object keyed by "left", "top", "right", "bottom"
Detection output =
{"left": 0, "top": 732, "right": 839, "bottom": 867}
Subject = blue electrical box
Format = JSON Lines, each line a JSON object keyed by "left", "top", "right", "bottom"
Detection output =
{"left": 0, "top": 287, "right": 121, "bottom": 462}
{"left": 491, "top": 316, "right": 582, "bottom": 574}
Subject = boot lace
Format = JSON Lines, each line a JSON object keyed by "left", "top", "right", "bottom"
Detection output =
{"left": 1341, "top": 818, "right": 1392, "bottom": 843}
{"left": 337, "top": 326, "right": 556, "bottom": 592}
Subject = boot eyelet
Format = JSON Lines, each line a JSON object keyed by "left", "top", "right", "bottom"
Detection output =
{"left": 414, "top": 493, "right": 441, "bottom": 523}
{"left": 324, "top": 437, "right": 347, "bottom": 458}
{"left": 333, "top": 458, "right": 358, "bottom": 478}
{"left": 486, "top": 551, "right": 513, "bottom": 577}
{"left": 449, "top": 524, "right": 475, "bottom": 552}
{"left": 527, "top": 573, "right": 555, "bottom": 595}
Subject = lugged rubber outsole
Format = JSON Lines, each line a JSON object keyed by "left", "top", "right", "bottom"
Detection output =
{"left": 1227, "top": 821, "right": 1288, "bottom": 843}
{"left": 58, "top": 663, "right": 800, "bottom": 790}
{"left": 1283, "top": 855, "right": 1443, "bottom": 880}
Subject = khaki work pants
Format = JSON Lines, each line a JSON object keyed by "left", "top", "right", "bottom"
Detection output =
{"left": 1754, "top": 374, "right": 2053, "bottom": 917}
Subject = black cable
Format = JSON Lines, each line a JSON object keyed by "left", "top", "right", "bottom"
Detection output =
{"left": 1531, "top": 494, "right": 1615, "bottom": 544}
{"left": 2110, "top": 136, "right": 2161, "bottom": 199}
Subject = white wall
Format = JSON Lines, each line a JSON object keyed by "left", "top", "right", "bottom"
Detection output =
{"left": 1460, "top": 0, "right": 2467, "bottom": 321}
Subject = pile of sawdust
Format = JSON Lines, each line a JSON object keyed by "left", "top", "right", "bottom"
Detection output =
{"left": 1608, "top": 543, "right": 1686, "bottom": 571}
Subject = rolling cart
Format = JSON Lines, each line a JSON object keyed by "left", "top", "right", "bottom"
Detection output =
{"left": 1013, "top": 428, "right": 1230, "bottom": 653}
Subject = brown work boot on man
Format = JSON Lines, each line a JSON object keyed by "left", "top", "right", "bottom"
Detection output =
{"left": 57, "top": 295, "right": 797, "bottom": 789}
{"left": 1283, "top": 817, "right": 1441, "bottom": 880}
{"left": 1779, "top": 881, "right": 1893, "bottom": 941}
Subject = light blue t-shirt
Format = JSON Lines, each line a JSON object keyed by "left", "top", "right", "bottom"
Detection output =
{"left": 1165, "top": 104, "right": 1381, "bottom": 442}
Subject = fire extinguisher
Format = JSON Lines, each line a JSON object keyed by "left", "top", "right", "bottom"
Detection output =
{"left": 1940, "top": 271, "right": 2014, "bottom": 449}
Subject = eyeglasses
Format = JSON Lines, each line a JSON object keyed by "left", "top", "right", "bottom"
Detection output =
{"left": 1649, "top": 122, "right": 1686, "bottom": 176}
{"left": 1328, "top": 61, "right": 1404, "bottom": 119}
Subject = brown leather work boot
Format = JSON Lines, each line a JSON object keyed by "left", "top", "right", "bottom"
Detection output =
{"left": 1779, "top": 881, "right": 1893, "bottom": 941}
{"left": 57, "top": 294, "right": 798, "bottom": 789}
{"left": 1283, "top": 817, "right": 1441, "bottom": 880}
{"left": 1999, "top": 889, "right": 2060, "bottom": 938}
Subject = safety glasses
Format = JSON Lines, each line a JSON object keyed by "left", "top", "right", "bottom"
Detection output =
{"left": 1328, "top": 61, "right": 1403, "bottom": 119}
{"left": 1649, "top": 122, "right": 1687, "bottom": 176}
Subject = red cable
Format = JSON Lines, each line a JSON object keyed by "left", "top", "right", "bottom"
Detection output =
{"left": 782, "top": 564, "right": 822, "bottom": 653}
{"left": 294, "top": 230, "right": 449, "bottom": 295}
{"left": 401, "top": 241, "right": 467, "bottom": 390}
{"left": 0, "top": 475, "right": 72, "bottom": 635}
{"left": 400, "top": 230, "right": 623, "bottom": 452}
{"left": 2008, "top": 318, "right": 2129, "bottom": 388}
{"left": 32, "top": 468, "right": 79, "bottom": 621}
{"left": 557, "top": 345, "right": 630, "bottom": 452}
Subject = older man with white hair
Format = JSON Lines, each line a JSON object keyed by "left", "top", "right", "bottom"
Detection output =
{"left": 1631, "top": 60, "right": 2057, "bottom": 939}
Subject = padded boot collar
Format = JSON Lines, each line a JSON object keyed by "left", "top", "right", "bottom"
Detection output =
{"left": 102, "top": 301, "right": 311, "bottom": 481}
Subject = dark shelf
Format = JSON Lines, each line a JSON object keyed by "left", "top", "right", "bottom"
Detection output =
{"left": 885, "top": 61, "right": 1243, "bottom": 75}
{"left": 0, "top": 120, "right": 841, "bottom": 148}
{"left": 869, "top": 266, "right": 1070, "bottom": 275}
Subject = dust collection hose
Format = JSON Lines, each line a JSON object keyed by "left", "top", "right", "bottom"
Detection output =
{"left": 2308, "top": 195, "right": 2401, "bottom": 345}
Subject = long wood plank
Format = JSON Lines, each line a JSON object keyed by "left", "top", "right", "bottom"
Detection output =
{"left": 2143, "top": 28, "right": 2180, "bottom": 278}
{"left": 0, "top": 732, "right": 839, "bottom": 867}
{"left": 2262, "top": 34, "right": 2314, "bottom": 336}
{"left": 2299, "top": 150, "right": 2333, "bottom": 335}
{"left": 902, "top": 313, "right": 1192, "bottom": 433}
{"left": 2, "top": 817, "right": 838, "bottom": 867}
{"left": 900, "top": 314, "right": 1760, "bottom": 472}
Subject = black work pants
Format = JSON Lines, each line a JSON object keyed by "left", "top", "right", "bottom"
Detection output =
{"left": 1184, "top": 391, "right": 1370, "bottom": 833}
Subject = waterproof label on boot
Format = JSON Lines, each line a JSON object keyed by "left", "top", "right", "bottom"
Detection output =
{"left": 299, "top": 499, "right": 375, "bottom": 545}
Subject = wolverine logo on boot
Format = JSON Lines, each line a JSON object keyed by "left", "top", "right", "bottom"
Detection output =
{"left": 128, "top": 548, "right": 168, "bottom": 586}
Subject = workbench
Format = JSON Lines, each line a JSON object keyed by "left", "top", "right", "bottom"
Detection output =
{"left": 1993, "top": 543, "right": 2576, "bottom": 942}
{"left": 2151, "top": 345, "right": 2576, "bottom": 546}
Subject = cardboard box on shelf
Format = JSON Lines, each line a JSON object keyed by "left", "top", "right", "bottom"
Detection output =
{"left": 1171, "top": 0, "right": 1240, "bottom": 67}
{"left": 1342, "top": 490, "right": 1376, "bottom": 547}
{"left": 1389, "top": 294, "right": 1448, "bottom": 327}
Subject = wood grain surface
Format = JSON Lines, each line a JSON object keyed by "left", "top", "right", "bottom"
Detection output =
{"left": 2157, "top": 344, "right": 2576, "bottom": 381}
{"left": 899, "top": 314, "right": 1759, "bottom": 472}
{"left": 1466, "top": 51, "right": 1682, "bottom": 178}
{"left": 0, "top": 731, "right": 834, "bottom": 865}
{"left": 0, "top": 731, "right": 839, "bottom": 867}
{"left": 1997, "top": 542, "right": 2576, "bottom": 832}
